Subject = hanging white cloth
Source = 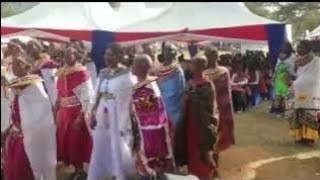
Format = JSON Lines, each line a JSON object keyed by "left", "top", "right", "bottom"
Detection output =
{"left": 86, "top": 61, "right": 98, "bottom": 88}
{"left": 1, "top": 66, "right": 14, "bottom": 133}
{"left": 40, "top": 68, "right": 58, "bottom": 107}
{"left": 18, "top": 82, "right": 57, "bottom": 180}
{"left": 1, "top": 86, "right": 12, "bottom": 133}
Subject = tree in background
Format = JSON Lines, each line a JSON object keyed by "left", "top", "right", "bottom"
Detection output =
{"left": 245, "top": 2, "right": 320, "bottom": 41}
{"left": 1, "top": 2, "right": 120, "bottom": 17}
{"left": 1, "top": 2, "right": 17, "bottom": 17}
{"left": 1, "top": 2, "right": 39, "bottom": 17}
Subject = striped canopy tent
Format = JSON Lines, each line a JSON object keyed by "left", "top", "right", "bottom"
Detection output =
{"left": 91, "top": 2, "right": 290, "bottom": 72}
{"left": 1, "top": 2, "right": 169, "bottom": 40}
{"left": 1, "top": 2, "right": 290, "bottom": 72}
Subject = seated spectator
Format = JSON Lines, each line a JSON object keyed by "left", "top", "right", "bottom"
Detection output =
{"left": 246, "top": 59, "right": 262, "bottom": 107}
{"left": 231, "top": 65, "right": 249, "bottom": 112}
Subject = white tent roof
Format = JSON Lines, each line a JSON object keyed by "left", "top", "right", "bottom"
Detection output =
{"left": 310, "top": 25, "right": 320, "bottom": 38}
{"left": 1, "top": 2, "right": 169, "bottom": 31}
{"left": 118, "top": 2, "right": 282, "bottom": 32}
{"left": 1, "top": 3, "right": 99, "bottom": 30}
{"left": 92, "top": 2, "right": 171, "bottom": 30}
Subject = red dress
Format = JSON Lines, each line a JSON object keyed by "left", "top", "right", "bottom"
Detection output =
{"left": 204, "top": 67, "right": 235, "bottom": 152}
{"left": 56, "top": 68, "right": 92, "bottom": 168}
{"left": 185, "top": 78, "right": 219, "bottom": 179}
{"left": 186, "top": 113, "right": 215, "bottom": 179}
{"left": 4, "top": 95, "right": 34, "bottom": 180}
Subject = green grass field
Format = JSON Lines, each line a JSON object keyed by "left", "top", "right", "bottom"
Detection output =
{"left": 234, "top": 102, "right": 319, "bottom": 156}
{"left": 219, "top": 102, "right": 319, "bottom": 180}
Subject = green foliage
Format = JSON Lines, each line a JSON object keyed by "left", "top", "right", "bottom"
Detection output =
{"left": 245, "top": 2, "right": 274, "bottom": 19}
{"left": 1, "top": 2, "right": 19, "bottom": 17}
{"left": 245, "top": 2, "right": 320, "bottom": 41}
{"left": 1, "top": 2, "right": 39, "bottom": 18}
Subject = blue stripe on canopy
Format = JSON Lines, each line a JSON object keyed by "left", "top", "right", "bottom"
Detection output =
{"left": 265, "top": 24, "right": 287, "bottom": 70}
{"left": 91, "top": 31, "right": 115, "bottom": 73}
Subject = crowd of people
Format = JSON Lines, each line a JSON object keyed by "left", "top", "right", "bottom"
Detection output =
{"left": 179, "top": 49, "right": 273, "bottom": 113}
{"left": 0, "top": 37, "right": 319, "bottom": 180}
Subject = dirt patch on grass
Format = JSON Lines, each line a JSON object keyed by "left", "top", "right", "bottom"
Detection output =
{"left": 219, "top": 146, "right": 272, "bottom": 179}
{"left": 254, "top": 157, "right": 320, "bottom": 180}
{"left": 217, "top": 102, "right": 320, "bottom": 180}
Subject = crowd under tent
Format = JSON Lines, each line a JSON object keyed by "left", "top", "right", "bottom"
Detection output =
{"left": 1, "top": 2, "right": 290, "bottom": 72}
{"left": 92, "top": 2, "right": 290, "bottom": 71}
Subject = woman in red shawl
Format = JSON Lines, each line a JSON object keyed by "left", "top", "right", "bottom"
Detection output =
{"left": 182, "top": 56, "right": 219, "bottom": 180}
{"left": 203, "top": 46, "right": 235, "bottom": 175}
{"left": 3, "top": 56, "right": 57, "bottom": 180}
{"left": 55, "top": 46, "right": 94, "bottom": 180}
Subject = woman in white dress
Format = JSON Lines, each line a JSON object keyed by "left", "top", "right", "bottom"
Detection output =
{"left": 290, "top": 40, "right": 320, "bottom": 146}
{"left": 87, "top": 43, "right": 137, "bottom": 180}
{"left": 3, "top": 55, "right": 56, "bottom": 180}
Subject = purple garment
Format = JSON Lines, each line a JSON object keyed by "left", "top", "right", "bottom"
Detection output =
{"left": 131, "top": 80, "right": 174, "bottom": 176}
